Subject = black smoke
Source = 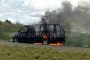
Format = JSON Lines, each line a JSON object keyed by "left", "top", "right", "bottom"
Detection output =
{"left": 42, "top": 1, "right": 90, "bottom": 33}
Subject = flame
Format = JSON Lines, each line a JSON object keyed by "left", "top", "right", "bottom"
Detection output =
{"left": 49, "top": 42, "right": 64, "bottom": 46}
{"left": 34, "top": 43, "right": 42, "bottom": 45}
{"left": 42, "top": 34, "right": 48, "bottom": 39}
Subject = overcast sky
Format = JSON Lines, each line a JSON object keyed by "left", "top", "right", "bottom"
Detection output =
{"left": 0, "top": 0, "right": 82, "bottom": 25}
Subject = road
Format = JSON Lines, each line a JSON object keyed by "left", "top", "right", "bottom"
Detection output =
{"left": 0, "top": 40, "right": 90, "bottom": 51}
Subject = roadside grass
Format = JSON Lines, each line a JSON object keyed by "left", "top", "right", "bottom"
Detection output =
{"left": 0, "top": 44, "right": 90, "bottom": 60}
{"left": 0, "top": 22, "right": 22, "bottom": 40}
{"left": 0, "top": 32, "right": 11, "bottom": 40}
{"left": 65, "top": 32, "right": 90, "bottom": 48}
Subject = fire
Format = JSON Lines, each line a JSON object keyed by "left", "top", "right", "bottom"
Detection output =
{"left": 49, "top": 42, "right": 64, "bottom": 46}
{"left": 42, "top": 34, "right": 48, "bottom": 39}
{"left": 34, "top": 43, "right": 42, "bottom": 45}
{"left": 34, "top": 42, "right": 64, "bottom": 46}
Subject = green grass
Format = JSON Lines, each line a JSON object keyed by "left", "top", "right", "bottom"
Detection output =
{"left": 65, "top": 32, "right": 90, "bottom": 47}
{"left": 0, "top": 44, "right": 90, "bottom": 60}
{"left": 0, "top": 22, "right": 22, "bottom": 40}
{"left": 0, "top": 32, "right": 11, "bottom": 40}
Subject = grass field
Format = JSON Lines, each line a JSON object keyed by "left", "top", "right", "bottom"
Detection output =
{"left": 0, "top": 43, "right": 90, "bottom": 60}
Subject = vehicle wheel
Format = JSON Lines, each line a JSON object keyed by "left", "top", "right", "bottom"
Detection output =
{"left": 13, "top": 37, "right": 18, "bottom": 43}
{"left": 43, "top": 40, "right": 48, "bottom": 45}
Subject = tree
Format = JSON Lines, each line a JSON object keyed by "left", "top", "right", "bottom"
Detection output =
{"left": 0, "top": 20, "right": 2, "bottom": 24}
{"left": 5, "top": 19, "right": 12, "bottom": 24}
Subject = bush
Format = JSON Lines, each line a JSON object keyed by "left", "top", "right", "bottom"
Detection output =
{"left": 65, "top": 32, "right": 90, "bottom": 47}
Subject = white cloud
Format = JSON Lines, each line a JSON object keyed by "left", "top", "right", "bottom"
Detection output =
{"left": 0, "top": 0, "right": 81, "bottom": 25}
{"left": 27, "top": 0, "right": 62, "bottom": 10}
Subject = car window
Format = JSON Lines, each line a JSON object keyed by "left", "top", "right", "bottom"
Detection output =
{"left": 20, "top": 27, "right": 27, "bottom": 32}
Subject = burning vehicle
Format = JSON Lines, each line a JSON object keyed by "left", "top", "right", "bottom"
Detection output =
{"left": 11, "top": 18, "right": 65, "bottom": 46}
